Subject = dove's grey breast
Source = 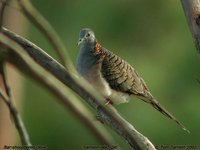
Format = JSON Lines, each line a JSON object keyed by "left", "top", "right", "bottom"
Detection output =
{"left": 76, "top": 43, "right": 98, "bottom": 75}
{"left": 76, "top": 42, "right": 112, "bottom": 99}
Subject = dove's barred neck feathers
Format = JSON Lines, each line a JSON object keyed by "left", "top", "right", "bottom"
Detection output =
{"left": 76, "top": 28, "right": 189, "bottom": 133}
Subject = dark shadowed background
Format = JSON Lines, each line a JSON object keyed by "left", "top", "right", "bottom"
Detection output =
{"left": 2, "top": 0, "right": 200, "bottom": 149}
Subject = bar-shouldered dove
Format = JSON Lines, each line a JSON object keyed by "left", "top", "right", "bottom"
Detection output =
{"left": 76, "top": 28, "right": 189, "bottom": 133}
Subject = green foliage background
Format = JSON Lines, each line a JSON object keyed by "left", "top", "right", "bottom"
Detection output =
{"left": 20, "top": 0, "right": 200, "bottom": 149}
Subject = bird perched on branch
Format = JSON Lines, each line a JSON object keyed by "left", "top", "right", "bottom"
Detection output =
{"left": 76, "top": 28, "right": 189, "bottom": 133}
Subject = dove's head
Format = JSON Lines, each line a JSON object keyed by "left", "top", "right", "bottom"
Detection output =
{"left": 78, "top": 28, "right": 96, "bottom": 46}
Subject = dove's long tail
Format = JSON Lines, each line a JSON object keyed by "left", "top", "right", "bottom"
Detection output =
{"left": 137, "top": 94, "right": 190, "bottom": 133}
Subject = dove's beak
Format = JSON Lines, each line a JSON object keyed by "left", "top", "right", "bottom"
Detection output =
{"left": 77, "top": 38, "right": 84, "bottom": 46}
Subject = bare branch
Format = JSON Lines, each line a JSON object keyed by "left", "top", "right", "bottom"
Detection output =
{"left": 0, "top": 62, "right": 10, "bottom": 96}
{"left": 0, "top": 0, "right": 6, "bottom": 30}
{"left": 0, "top": 0, "right": 32, "bottom": 146}
{"left": 16, "top": 0, "right": 73, "bottom": 70}
{"left": 0, "top": 66, "right": 32, "bottom": 145}
{"left": 181, "top": 0, "right": 200, "bottom": 53}
{"left": 0, "top": 28, "right": 155, "bottom": 149}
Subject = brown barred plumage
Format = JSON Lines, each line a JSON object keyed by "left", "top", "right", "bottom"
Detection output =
{"left": 100, "top": 47, "right": 189, "bottom": 133}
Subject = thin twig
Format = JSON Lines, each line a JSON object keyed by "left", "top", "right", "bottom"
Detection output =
{"left": 0, "top": 0, "right": 21, "bottom": 12}
{"left": 0, "top": 1, "right": 31, "bottom": 146}
{"left": 0, "top": 28, "right": 155, "bottom": 150}
{"left": 16, "top": 0, "right": 73, "bottom": 71}
{"left": 0, "top": 63, "right": 32, "bottom": 146}
{"left": 181, "top": 0, "right": 200, "bottom": 54}
{"left": 0, "top": 0, "right": 10, "bottom": 30}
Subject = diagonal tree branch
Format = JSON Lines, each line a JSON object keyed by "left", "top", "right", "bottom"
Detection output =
{"left": 0, "top": 62, "right": 32, "bottom": 146}
{"left": 16, "top": 0, "right": 73, "bottom": 70}
{"left": 0, "top": 90, "right": 32, "bottom": 146}
{"left": 181, "top": 0, "right": 200, "bottom": 54}
{"left": 0, "top": 28, "right": 155, "bottom": 150}
{"left": 0, "top": 0, "right": 31, "bottom": 146}
{"left": 0, "top": 0, "right": 7, "bottom": 30}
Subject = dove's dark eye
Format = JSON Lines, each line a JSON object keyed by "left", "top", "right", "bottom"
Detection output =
{"left": 86, "top": 33, "right": 90, "bottom": 37}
